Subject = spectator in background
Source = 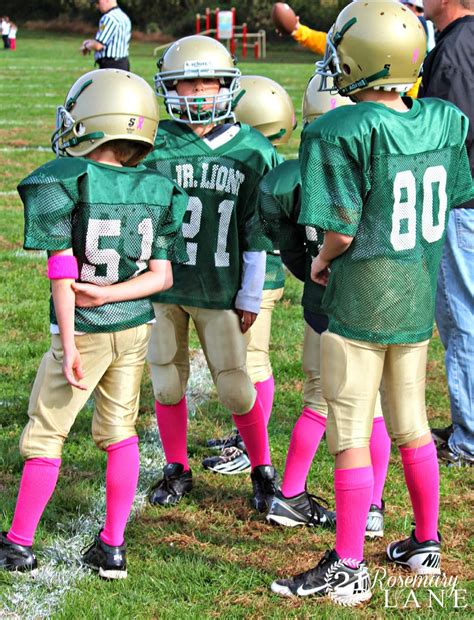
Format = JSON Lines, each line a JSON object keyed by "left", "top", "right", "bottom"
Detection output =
{"left": 419, "top": 0, "right": 474, "bottom": 467}
{"left": 9, "top": 22, "right": 17, "bottom": 51}
{"left": 81, "top": 0, "right": 131, "bottom": 70}
{"left": 1, "top": 16, "right": 11, "bottom": 50}
{"left": 401, "top": 0, "right": 436, "bottom": 50}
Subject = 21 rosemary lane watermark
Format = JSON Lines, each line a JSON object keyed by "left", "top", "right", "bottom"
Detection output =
{"left": 372, "top": 568, "right": 470, "bottom": 609}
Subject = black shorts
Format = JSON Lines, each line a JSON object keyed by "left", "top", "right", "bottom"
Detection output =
{"left": 96, "top": 57, "right": 130, "bottom": 71}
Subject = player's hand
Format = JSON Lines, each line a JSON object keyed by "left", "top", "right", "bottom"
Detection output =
{"left": 80, "top": 40, "right": 92, "bottom": 55}
{"left": 63, "top": 348, "right": 87, "bottom": 391}
{"left": 72, "top": 282, "right": 108, "bottom": 307}
{"left": 235, "top": 309, "right": 257, "bottom": 333}
{"left": 311, "top": 255, "right": 331, "bottom": 286}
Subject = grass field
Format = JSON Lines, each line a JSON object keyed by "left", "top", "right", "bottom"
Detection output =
{"left": 0, "top": 31, "right": 472, "bottom": 619}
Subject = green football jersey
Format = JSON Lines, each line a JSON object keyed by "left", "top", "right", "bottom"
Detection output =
{"left": 259, "top": 159, "right": 325, "bottom": 314}
{"left": 299, "top": 98, "right": 474, "bottom": 344}
{"left": 143, "top": 121, "right": 279, "bottom": 309}
{"left": 20, "top": 157, "right": 188, "bottom": 333}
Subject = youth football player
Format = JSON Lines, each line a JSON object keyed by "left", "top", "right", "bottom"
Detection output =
{"left": 143, "top": 37, "right": 280, "bottom": 512}
{"left": 0, "top": 69, "right": 188, "bottom": 578}
{"left": 261, "top": 75, "right": 391, "bottom": 536}
{"left": 202, "top": 75, "right": 295, "bottom": 475}
{"left": 271, "top": 0, "right": 474, "bottom": 605}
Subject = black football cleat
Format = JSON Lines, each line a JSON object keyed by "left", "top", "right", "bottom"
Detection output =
{"left": 0, "top": 532, "right": 37, "bottom": 573}
{"left": 271, "top": 548, "right": 371, "bottom": 606}
{"left": 148, "top": 463, "right": 193, "bottom": 506}
{"left": 267, "top": 489, "right": 335, "bottom": 528}
{"left": 81, "top": 532, "right": 127, "bottom": 579}
{"left": 250, "top": 465, "right": 279, "bottom": 513}
{"left": 387, "top": 530, "right": 441, "bottom": 574}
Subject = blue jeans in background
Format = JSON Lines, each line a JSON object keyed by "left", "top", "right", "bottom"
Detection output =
{"left": 435, "top": 207, "right": 474, "bottom": 459}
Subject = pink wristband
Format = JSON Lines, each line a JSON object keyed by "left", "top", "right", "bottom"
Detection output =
{"left": 47, "top": 255, "right": 79, "bottom": 280}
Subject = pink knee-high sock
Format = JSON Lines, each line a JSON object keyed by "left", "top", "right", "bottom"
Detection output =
{"left": 232, "top": 395, "right": 271, "bottom": 469}
{"left": 369, "top": 416, "right": 391, "bottom": 508}
{"left": 8, "top": 457, "right": 61, "bottom": 547}
{"left": 155, "top": 397, "right": 189, "bottom": 471}
{"left": 400, "top": 441, "right": 440, "bottom": 542}
{"left": 101, "top": 437, "right": 140, "bottom": 547}
{"left": 335, "top": 466, "right": 374, "bottom": 565}
{"left": 255, "top": 375, "right": 274, "bottom": 427}
{"left": 281, "top": 407, "right": 326, "bottom": 497}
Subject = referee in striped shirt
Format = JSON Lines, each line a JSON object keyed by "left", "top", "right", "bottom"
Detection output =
{"left": 81, "top": 0, "right": 131, "bottom": 70}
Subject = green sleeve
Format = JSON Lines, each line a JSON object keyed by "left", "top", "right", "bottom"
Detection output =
{"left": 299, "top": 136, "right": 367, "bottom": 236}
{"left": 19, "top": 170, "right": 78, "bottom": 251}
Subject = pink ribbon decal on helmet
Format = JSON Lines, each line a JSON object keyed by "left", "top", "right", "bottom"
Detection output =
{"left": 137, "top": 116, "right": 145, "bottom": 130}
{"left": 330, "top": 98, "right": 337, "bottom": 110}
{"left": 412, "top": 49, "right": 419, "bottom": 64}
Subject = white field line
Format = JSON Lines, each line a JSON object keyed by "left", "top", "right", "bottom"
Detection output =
{"left": 0, "top": 191, "right": 18, "bottom": 196}
{"left": 0, "top": 147, "right": 50, "bottom": 152}
{"left": 0, "top": 120, "right": 49, "bottom": 126}
{"left": 0, "top": 350, "right": 214, "bottom": 619}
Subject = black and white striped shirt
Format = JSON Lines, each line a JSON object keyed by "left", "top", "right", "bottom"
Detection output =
{"left": 95, "top": 6, "right": 131, "bottom": 60}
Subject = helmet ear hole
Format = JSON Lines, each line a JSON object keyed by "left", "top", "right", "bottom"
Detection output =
{"left": 343, "top": 64, "right": 351, "bottom": 75}
{"left": 75, "top": 122, "right": 86, "bottom": 137}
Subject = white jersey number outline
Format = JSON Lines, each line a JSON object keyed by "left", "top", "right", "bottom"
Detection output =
{"left": 391, "top": 165, "right": 448, "bottom": 251}
{"left": 81, "top": 218, "right": 154, "bottom": 284}
{"left": 182, "top": 197, "right": 234, "bottom": 267}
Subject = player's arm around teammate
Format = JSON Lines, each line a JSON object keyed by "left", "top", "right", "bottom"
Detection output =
{"left": 0, "top": 69, "right": 188, "bottom": 580}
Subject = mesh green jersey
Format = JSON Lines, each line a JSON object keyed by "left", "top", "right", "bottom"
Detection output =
{"left": 299, "top": 98, "right": 474, "bottom": 344}
{"left": 20, "top": 157, "right": 188, "bottom": 333}
{"left": 143, "top": 121, "right": 279, "bottom": 309}
{"left": 259, "top": 158, "right": 325, "bottom": 314}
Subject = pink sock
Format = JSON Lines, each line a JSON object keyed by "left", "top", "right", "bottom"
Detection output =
{"left": 232, "top": 396, "right": 271, "bottom": 469}
{"left": 255, "top": 375, "right": 274, "bottom": 427}
{"left": 369, "top": 417, "right": 391, "bottom": 508}
{"left": 335, "top": 466, "right": 373, "bottom": 565}
{"left": 400, "top": 441, "right": 440, "bottom": 542}
{"left": 281, "top": 407, "right": 326, "bottom": 497}
{"left": 8, "top": 457, "right": 61, "bottom": 547}
{"left": 101, "top": 437, "right": 140, "bottom": 547}
{"left": 155, "top": 397, "right": 189, "bottom": 471}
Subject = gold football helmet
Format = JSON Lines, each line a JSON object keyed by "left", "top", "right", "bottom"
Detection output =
{"left": 233, "top": 75, "right": 296, "bottom": 144}
{"left": 51, "top": 69, "right": 159, "bottom": 157}
{"left": 155, "top": 35, "right": 241, "bottom": 124}
{"left": 302, "top": 74, "right": 353, "bottom": 125}
{"left": 317, "top": 0, "right": 426, "bottom": 96}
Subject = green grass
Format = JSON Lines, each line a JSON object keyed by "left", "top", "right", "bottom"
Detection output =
{"left": 0, "top": 32, "right": 473, "bottom": 619}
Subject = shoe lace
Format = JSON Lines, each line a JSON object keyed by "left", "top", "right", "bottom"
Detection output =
{"left": 222, "top": 429, "right": 242, "bottom": 449}
{"left": 80, "top": 538, "right": 97, "bottom": 556}
{"left": 306, "top": 490, "right": 332, "bottom": 523}
{"left": 294, "top": 550, "right": 333, "bottom": 582}
{"left": 221, "top": 446, "right": 243, "bottom": 460}
{"left": 154, "top": 473, "right": 182, "bottom": 496}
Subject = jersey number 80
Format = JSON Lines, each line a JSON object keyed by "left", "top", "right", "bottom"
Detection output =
{"left": 390, "top": 165, "right": 447, "bottom": 251}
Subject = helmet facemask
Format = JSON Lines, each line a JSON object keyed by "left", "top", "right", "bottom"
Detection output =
{"left": 154, "top": 36, "right": 241, "bottom": 125}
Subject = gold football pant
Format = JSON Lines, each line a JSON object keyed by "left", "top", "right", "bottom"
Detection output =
{"left": 149, "top": 304, "right": 256, "bottom": 414}
{"left": 302, "top": 323, "right": 383, "bottom": 418}
{"left": 19, "top": 325, "right": 151, "bottom": 460}
{"left": 246, "top": 287, "right": 284, "bottom": 384}
{"left": 320, "top": 331, "right": 430, "bottom": 454}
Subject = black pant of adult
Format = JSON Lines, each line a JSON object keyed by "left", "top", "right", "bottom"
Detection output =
{"left": 96, "top": 57, "right": 130, "bottom": 71}
{"left": 2, "top": 35, "right": 10, "bottom": 49}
